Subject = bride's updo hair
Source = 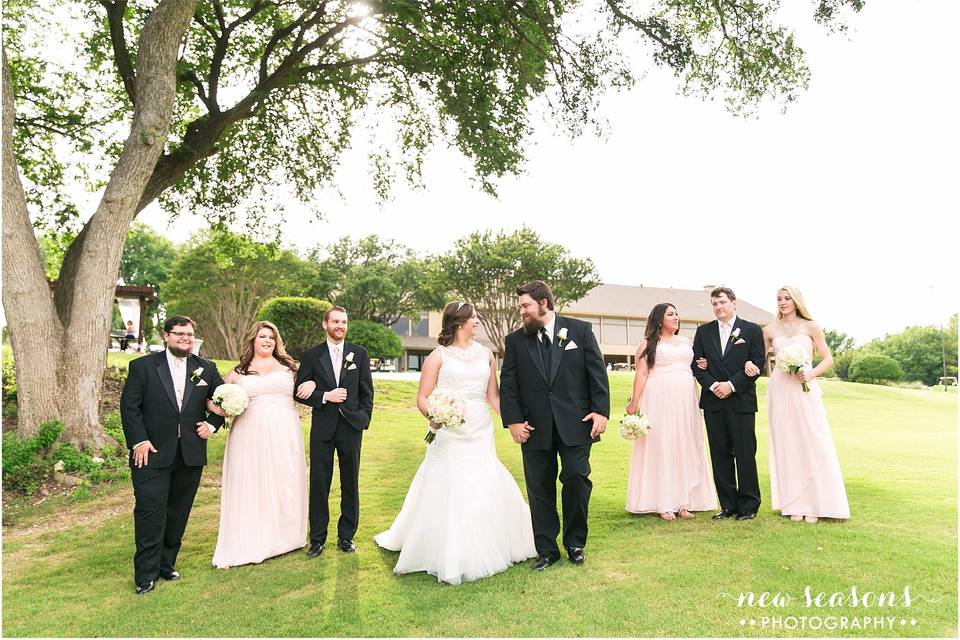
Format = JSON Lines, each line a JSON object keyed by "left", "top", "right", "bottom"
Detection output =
{"left": 438, "top": 301, "right": 476, "bottom": 346}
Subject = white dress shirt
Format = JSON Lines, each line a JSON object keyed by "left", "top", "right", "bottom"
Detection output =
{"left": 711, "top": 316, "right": 738, "bottom": 393}
{"left": 321, "top": 339, "right": 346, "bottom": 403}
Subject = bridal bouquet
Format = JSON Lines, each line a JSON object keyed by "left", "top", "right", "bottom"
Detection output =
{"left": 212, "top": 383, "right": 250, "bottom": 419}
{"left": 776, "top": 344, "right": 812, "bottom": 392}
{"left": 424, "top": 388, "right": 466, "bottom": 444}
{"left": 620, "top": 412, "right": 652, "bottom": 440}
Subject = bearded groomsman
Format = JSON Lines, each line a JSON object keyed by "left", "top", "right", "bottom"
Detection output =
{"left": 295, "top": 306, "right": 374, "bottom": 557}
{"left": 120, "top": 316, "right": 225, "bottom": 594}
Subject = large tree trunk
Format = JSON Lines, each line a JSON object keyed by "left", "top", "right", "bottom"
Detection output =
{"left": 2, "top": 0, "right": 198, "bottom": 448}
{"left": 2, "top": 53, "right": 63, "bottom": 438}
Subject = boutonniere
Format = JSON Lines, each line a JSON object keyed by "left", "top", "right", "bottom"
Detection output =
{"left": 728, "top": 328, "right": 741, "bottom": 344}
{"left": 556, "top": 327, "right": 569, "bottom": 348}
{"left": 343, "top": 352, "right": 355, "bottom": 368}
{"left": 190, "top": 366, "right": 204, "bottom": 382}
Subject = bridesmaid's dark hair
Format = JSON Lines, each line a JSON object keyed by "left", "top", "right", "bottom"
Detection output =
{"left": 438, "top": 301, "right": 476, "bottom": 346}
{"left": 235, "top": 320, "right": 298, "bottom": 375}
{"left": 640, "top": 303, "right": 679, "bottom": 368}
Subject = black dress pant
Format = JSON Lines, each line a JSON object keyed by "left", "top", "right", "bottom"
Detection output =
{"left": 521, "top": 421, "right": 592, "bottom": 560}
{"left": 130, "top": 440, "right": 203, "bottom": 584}
{"left": 704, "top": 405, "right": 761, "bottom": 514}
{"left": 309, "top": 418, "right": 362, "bottom": 545}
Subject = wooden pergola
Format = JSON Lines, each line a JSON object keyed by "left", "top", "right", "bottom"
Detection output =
{"left": 48, "top": 281, "right": 156, "bottom": 345}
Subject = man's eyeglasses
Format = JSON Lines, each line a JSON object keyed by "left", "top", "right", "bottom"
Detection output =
{"left": 167, "top": 331, "right": 195, "bottom": 338}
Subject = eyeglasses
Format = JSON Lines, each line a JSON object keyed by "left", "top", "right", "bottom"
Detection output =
{"left": 167, "top": 331, "right": 195, "bottom": 338}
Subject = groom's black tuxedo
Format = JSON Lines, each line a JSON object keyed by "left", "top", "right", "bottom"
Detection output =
{"left": 500, "top": 314, "right": 610, "bottom": 560}
{"left": 295, "top": 341, "right": 374, "bottom": 546}
{"left": 691, "top": 317, "right": 765, "bottom": 515}
{"left": 120, "top": 351, "right": 225, "bottom": 585}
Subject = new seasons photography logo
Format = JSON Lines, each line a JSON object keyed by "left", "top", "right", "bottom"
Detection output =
{"left": 719, "top": 585, "right": 944, "bottom": 632}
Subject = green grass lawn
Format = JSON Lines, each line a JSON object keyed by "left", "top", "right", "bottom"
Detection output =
{"left": 2, "top": 373, "right": 956, "bottom": 637}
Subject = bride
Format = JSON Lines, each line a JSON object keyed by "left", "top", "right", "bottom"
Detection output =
{"left": 374, "top": 301, "right": 537, "bottom": 584}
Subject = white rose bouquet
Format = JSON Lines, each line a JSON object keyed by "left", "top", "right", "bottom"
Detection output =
{"left": 620, "top": 411, "right": 652, "bottom": 440}
{"left": 424, "top": 388, "right": 466, "bottom": 444}
{"left": 776, "top": 344, "right": 812, "bottom": 392}
{"left": 212, "top": 383, "right": 250, "bottom": 419}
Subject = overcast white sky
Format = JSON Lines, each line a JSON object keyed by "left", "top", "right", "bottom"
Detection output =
{"left": 134, "top": 1, "right": 956, "bottom": 344}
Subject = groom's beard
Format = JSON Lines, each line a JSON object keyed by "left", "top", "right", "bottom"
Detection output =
{"left": 521, "top": 310, "right": 547, "bottom": 336}
{"left": 167, "top": 345, "right": 192, "bottom": 358}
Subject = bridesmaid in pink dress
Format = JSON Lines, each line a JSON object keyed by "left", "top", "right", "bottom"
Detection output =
{"left": 209, "top": 321, "right": 308, "bottom": 567}
{"left": 625, "top": 303, "right": 717, "bottom": 520}
{"left": 746, "top": 287, "right": 850, "bottom": 523}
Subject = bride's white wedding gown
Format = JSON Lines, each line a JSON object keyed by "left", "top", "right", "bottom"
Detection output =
{"left": 374, "top": 342, "right": 537, "bottom": 584}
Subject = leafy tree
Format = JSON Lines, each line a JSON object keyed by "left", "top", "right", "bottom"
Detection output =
{"left": 163, "top": 231, "right": 318, "bottom": 359}
{"left": 119, "top": 223, "right": 179, "bottom": 341}
{"left": 311, "top": 235, "right": 446, "bottom": 325}
{"left": 866, "top": 324, "right": 958, "bottom": 386}
{"left": 345, "top": 320, "right": 403, "bottom": 361}
{"left": 2, "top": 0, "right": 863, "bottom": 446}
{"left": 848, "top": 354, "right": 903, "bottom": 385}
{"left": 824, "top": 329, "right": 856, "bottom": 355}
{"left": 258, "top": 296, "right": 332, "bottom": 360}
{"left": 438, "top": 227, "right": 601, "bottom": 354}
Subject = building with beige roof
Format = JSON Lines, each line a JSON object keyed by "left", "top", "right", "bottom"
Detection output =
{"left": 389, "top": 284, "right": 774, "bottom": 371}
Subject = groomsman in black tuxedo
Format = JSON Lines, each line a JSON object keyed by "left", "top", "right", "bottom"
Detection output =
{"left": 120, "top": 316, "right": 225, "bottom": 594}
{"left": 691, "top": 287, "right": 766, "bottom": 521}
{"left": 295, "top": 306, "right": 374, "bottom": 557}
{"left": 500, "top": 280, "right": 610, "bottom": 570}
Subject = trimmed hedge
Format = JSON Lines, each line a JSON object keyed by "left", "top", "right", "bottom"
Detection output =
{"left": 258, "top": 296, "right": 332, "bottom": 360}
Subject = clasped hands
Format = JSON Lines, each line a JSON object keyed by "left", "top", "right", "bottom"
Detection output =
{"left": 508, "top": 412, "right": 607, "bottom": 444}
{"left": 295, "top": 380, "right": 347, "bottom": 403}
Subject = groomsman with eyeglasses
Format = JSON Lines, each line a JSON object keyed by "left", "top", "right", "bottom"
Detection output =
{"left": 120, "top": 316, "right": 225, "bottom": 594}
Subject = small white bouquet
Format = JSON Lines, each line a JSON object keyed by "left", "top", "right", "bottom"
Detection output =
{"left": 776, "top": 344, "right": 812, "bottom": 392}
{"left": 620, "top": 412, "right": 652, "bottom": 440}
{"left": 212, "top": 383, "right": 250, "bottom": 418}
{"left": 424, "top": 388, "right": 466, "bottom": 444}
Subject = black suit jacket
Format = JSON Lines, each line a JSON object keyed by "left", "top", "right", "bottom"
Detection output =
{"left": 294, "top": 342, "right": 374, "bottom": 441}
{"left": 120, "top": 351, "right": 226, "bottom": 467}
{"left": 500, "top": 315, "right": 610, "bottom": 450}
{"left": 691, "top": 317, "right": 765, "bottom": 413}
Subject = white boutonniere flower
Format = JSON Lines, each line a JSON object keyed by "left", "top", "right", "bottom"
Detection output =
{"left": 190, "top": 366, "right": 204, "bottom": 382}
{"left": 729, "top": 328, "right": 741, "bottom": 343}
{"left": 556, "top": 327, "right": 569, "bottom": 347}
{"left": 343, "top": 351, "right": 355, "bottom": 367}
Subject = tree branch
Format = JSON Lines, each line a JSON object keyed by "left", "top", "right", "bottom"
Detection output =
{"left": 100, "top": 0, "right": 138, "bottom": 105}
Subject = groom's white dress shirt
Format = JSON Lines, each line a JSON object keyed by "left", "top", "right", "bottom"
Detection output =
{"left": 321, "top": 339, "right": 345, "bottom": 403}
{"left": 710, "top": 315, "right": 738, "bottom": 393}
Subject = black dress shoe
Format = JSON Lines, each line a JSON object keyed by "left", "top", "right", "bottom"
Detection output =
{"left": 135, "top": 581, "right": 155, "bottom": 595}
{"left": 337, "top": 538, "right": 356, "bottom": 553}
{"left": 307, "top": 542, "right": 325, "bottom": 557}
{"left": 532, "top": 556, "right": 559, "bottom": 571}
{"left": 159, "top": 569, "right": 181, "bottom": 581}
{"left": 736, "top": 512, "right": 757, "bottom": 521}
{"left": 712, "top": 509, "right": 737, "bottom": 520}
{"left": 567, "top": 547, "right": 585, "bottom": 565}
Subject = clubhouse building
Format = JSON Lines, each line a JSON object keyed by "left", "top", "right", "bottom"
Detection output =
{"left": 390, "top": 284, "right": 775, "bottom": 371}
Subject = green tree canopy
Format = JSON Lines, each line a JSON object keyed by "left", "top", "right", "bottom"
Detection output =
{"left": 848, "top": 354, "right": 903, "bottom": 385}
{"left": 865, "top": 324, "right": 958, "bottom": 386}
{"left": 310, "top": 235, "right": 446, "bottom": 325}
{"left": 119, "top": 223, "right": 179, "bottom": 340}
{"left": 438, "top": 227, "right": 601, "bottom": 354}
{"left": 164, "top": 231, "right": 317, "bottom": 359}
{"left": 346, "top": 319, "right": 403, "bottom": 360}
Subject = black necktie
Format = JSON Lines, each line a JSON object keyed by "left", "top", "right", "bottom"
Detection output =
{"left": 539, "top": 327, "right": 552, "bottom": 370}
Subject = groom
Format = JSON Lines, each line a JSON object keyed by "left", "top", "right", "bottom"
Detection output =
{"left": 120, "top": 315, "right": 225, "bottom": 594}
{"left": 500, "top": 280, "right": 610, "bottom": 570}
{"left": 691, "top": 287, "right": 766, "bottom": 521}
{"left": 295, "top": 306, "right": 374, "bottom": 557}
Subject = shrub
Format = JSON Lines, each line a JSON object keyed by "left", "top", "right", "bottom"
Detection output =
{"left": 346, "top": 320, "right": 403, "bottom": 360}
{"left": 52, "top": 443, "right": 97, "bottom": 474}
{"left": 849, "top": 354, "right": 903, "bottom": 385}
{"left": 3, "top": 461, "right": 50, "bottom": 494}
{"left": 258, "top": 297, "right": 332, "bottom": 360}
{"left": 830, "top": 350, "right": 857, "bottom": 380}
{"left": 102, "top": 410, "right": 125, "bottom": 444}
{"left": 2, "top": 352, "right": 17, "bottom": 419}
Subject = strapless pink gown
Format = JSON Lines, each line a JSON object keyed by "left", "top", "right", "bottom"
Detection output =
{"left": 212, "top": 370, "right": 307, "bottom": 567}
{"left": 626, "top": 341, "right": 717, "bottom": 514}
{"left": 768, "top": 336, "right": 850, "bottom": 519}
